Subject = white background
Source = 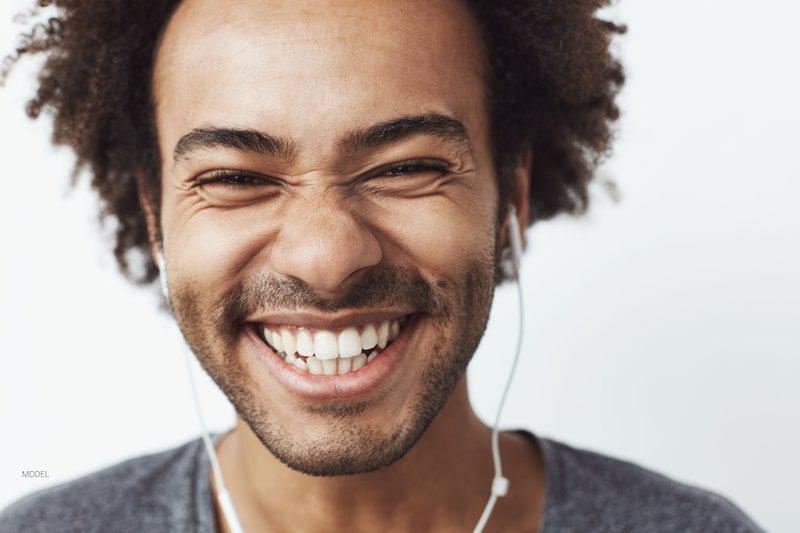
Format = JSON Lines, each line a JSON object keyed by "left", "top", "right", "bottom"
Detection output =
{"left": 1, "top": 1, "right": 798, "bottom": 531}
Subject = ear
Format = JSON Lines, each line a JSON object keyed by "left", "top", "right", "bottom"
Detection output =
{"left": 135, "top": 171, "right": 163, "bottom": 268}
{"left": 500, "top": 148, "right": 532, "bottom": 250}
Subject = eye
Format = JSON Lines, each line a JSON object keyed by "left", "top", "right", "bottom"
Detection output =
{"left": 194, "top": 171, "right": 271, "bottom": 187}
{"left": 374, "top": 159, "right": 450, "bottom": 178}
{"left": 191, "top": 170, "right": 281, "bottom": 206}
{"left": 359, "top": 158, "right": 452, "bottom": 197}
{"left": 361, "top": 158, "right": 451, "bottom": 188}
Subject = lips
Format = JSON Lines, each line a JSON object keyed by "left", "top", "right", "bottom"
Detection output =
{"left": 244, "top": 313, "right": 420, "bottom": 400}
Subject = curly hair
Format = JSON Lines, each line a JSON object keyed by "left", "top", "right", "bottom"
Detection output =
{"left": 3, "top": 0, "right": 625, "bottom": 285}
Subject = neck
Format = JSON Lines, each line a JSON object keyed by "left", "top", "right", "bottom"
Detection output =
{"left": 214, "top": 378, "right": 504, "bottom": 532}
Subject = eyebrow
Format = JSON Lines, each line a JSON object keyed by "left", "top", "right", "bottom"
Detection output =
{"left": 173, "top": 127, "right": 298, "bottom": 163}
{"left": 338, "top": 113, "right": 471, "bottom": 156}
{"left": 172, "top": 112, "right": 471, "bottom": 164}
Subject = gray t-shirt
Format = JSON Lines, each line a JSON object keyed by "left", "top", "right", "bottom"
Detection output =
{"left": 0, "top": 432, "right": 762, "bottom": 532}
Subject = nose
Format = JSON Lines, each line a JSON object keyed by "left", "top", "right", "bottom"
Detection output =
{"left": 270, "top": 194, "right": 382, "bottom": 296}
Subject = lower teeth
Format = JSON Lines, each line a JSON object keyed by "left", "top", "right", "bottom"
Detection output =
{"left": 277, "top": 349, "right": 381, "bottom": 375}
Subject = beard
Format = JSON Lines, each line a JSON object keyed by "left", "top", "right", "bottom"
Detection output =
{"left": 169, "top": 252, "right": 496, "bottom": 477}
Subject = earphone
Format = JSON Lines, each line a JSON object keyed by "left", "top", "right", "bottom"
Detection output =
{"left": 473, "top": 203, "right": 526, "bottom": 532}
{"left": 157, "top": 251, "right": 245, "bottom": 533}
{"left": 507, "top": 204, "right": 524, "bottom": 277}
{"left": 158, "top": 203, "right": 526, "bottom": 533}
{"left": 157, "top": 251, "right": 169, "bottom": 301}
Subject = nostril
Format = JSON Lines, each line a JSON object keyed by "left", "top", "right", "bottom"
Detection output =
{"left": 268, "top": 212, "right": 382, "bottom": 294}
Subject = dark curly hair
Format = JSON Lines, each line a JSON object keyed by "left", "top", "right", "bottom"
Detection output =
{"left": 3, "top": 0, "right": 625, "bottom": 285}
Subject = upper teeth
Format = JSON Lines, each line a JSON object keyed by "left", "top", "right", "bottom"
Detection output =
{"left": 262, "top": 318, "right": 406, "bottom": 362}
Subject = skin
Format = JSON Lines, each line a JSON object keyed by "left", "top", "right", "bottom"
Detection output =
{"left": 144, "top": 0, "right": 543, "bottom": 530}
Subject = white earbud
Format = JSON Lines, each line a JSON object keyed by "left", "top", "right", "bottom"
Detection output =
{"left": 500, "top": 204, "right": 525, "bottom": 280}
{"left": 156, "top": 251, "right": 169, "bottom": 300}
{"left": 507, "top": 204, "right": 524, "bottom": 277}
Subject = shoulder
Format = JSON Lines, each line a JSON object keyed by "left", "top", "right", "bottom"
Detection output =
{"left": 0, "top": 438, "right": 209, "bottom": 533}
{"left": 536, "top": 436, "right": 763, "bottom": 533}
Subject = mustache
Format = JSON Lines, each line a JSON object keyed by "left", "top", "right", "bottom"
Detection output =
{"left": 217, "top": 263, "right": 452, "bottom": 329}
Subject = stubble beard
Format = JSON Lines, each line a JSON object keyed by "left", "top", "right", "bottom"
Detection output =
{"left": 169, "top": 252, "right": 496, "bottom": 477}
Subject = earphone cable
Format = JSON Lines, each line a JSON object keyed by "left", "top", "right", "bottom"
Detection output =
{"left": 184, "top": 346, "right": 246, "bottom": 533}
{"left": 473, "top": 208, "right": 526, "bottom": 533}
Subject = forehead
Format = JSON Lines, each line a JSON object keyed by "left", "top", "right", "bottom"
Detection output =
{"left": 152, "top": 0, "right": 488, "bottom": 157}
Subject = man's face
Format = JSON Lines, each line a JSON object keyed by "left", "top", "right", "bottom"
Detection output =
{"left": 152, "top": 0, "right": 501, "bottom": 475}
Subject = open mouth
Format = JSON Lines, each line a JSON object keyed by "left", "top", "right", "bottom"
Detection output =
{"left": 255, "top": 315, "right": 414, "bottom": 376}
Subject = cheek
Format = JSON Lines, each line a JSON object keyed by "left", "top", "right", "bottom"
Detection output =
{"left": 378, "top": 189, "right": 497, "bottom": 278}
{"left": 162, "top": 201, "right": 279, "bottom": 293}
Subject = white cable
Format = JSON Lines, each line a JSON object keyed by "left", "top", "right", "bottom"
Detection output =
{"left": 162, "top": 251, "right": 245, "bottom": 533}
{"left": 473, "top": 207, "right": 526, "bottom": 533}
{"left": 184, "top": 346, "right": 246, "bottom": 533}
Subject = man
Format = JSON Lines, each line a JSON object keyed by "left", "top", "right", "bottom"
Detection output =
{"left": 0, "top": 0, "right": 761, "bottom": 531}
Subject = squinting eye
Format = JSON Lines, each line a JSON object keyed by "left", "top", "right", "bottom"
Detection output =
{"left": 385, "top": 164, "right": 433, "bottom": 175}
{"left": 378, "top": 160, "right": 449, "bottom": 178}
{"left": 360, "top": 159, "right": 452, "bottom": 197}
{"left": 194, "top": 172, "right": 269, "bottom": 187}
{"left": 192, "top": 171, "right": 280, "bottom": 206}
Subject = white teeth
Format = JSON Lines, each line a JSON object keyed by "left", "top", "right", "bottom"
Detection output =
{"left": 296, "top": 328, "right": 314, "bottom": 357}
{"left": 337, "top": 327, "right": 362, "bottom": 358}
{"left": 306, "top": 356, "right": 322, "bottom": 375}
{"left": 280, "top": 328, "right": 296, "bottom": 356}
{"left": 360, "top": 324, "right": 378, "bottom": 350}
{"left": 352, "top": 353, "right": 367, "bottom": 371}
{"left": 321, "top": 358, "right": 338, "bottom": 376}
{"left": 337, "top": 357, "right": 352, "bottom": 375}
{"left": 264, "top": 315, "right": 412, "bottom": 373}
{"left": 313, "top": 330, "right": 339, "bottom": 360}
{"left": 263, "top": 327, "right": 274, "bottom": 347}
{"left": 377, "top": 320, "right": 390, "bottom": 349}
{"left": 271, "top": 329, "right": 284, "bottom": 353}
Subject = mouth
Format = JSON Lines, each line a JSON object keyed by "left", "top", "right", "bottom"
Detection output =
{"left": 243, "top": 312, "right": 421, "bottom": 400}
{"left": 257, "top": 315, "right": 412, "bottom": 376}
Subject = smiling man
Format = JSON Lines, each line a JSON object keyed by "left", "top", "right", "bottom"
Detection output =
{"left": 0, "top": 1, "right": 762, "bottom": 532}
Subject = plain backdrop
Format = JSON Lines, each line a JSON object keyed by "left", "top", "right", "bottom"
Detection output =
{"left": 1, "top": 1, "right": 798, "bottom": 531}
